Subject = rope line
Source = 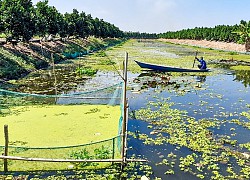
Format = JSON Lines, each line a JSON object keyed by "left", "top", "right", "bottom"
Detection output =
{"left": 0, "top": 135, "right": 122, "bottom": 150}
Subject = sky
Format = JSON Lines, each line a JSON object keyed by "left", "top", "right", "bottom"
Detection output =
{"left": 31, "top": 0, "right": 250, "bottom": 33}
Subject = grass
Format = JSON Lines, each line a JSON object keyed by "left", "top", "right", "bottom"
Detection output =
{"left": 230, "top": 65, "right": 250, "bottom": 70}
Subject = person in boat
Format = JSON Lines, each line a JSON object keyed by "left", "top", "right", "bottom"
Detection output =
{"left": 195, "top": 57, "right": 207, "bottom": 70}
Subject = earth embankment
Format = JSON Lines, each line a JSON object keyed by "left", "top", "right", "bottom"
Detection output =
{"left": 0, "top": 38, "right": 123, "bottom": 80}
{"left": 159, "top": 38, "right": 245, "bottom": 52}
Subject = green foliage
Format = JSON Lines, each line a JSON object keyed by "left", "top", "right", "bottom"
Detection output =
{"left": 69, "top": 146, "right": 112, "bottom": 168}
{"left": 232, "top": 20, "right": 250, "bottom": 42}
{"left": 159, "top": 23, "right": 241, "bottom": 43}
{"left": 0, "top": 0, "right": 35, "bottom": 42}
{"left": 124, "top": 31, "right": 158, "bottom": 39}
{"left": 64, "top": 44, "right": 84, "bottom": 54}
{"left": 94, "top": 50, "right": 107, "bottom": 57}
{"left": 228, "top": 51, "right": 238, "bottom": 55}
{"left": 232, "top": 20, "right": 250, "bottom": 51}
{"left": 0, "top": 0, "right": 123, "bottom": 43}
{"left": 94, "top": 145, "right": 112, "bottom": 159}
{"left": 34, "top": 0, "right": 63, "bottom": 38}
{"left": 75, "top": 66, "right": 97, "bottom": 76}
{"left": 69, "top": 148, "right": 93, "bottom": 168}
{"left": 94, "top": 51, "right": 116, "bottom": 65}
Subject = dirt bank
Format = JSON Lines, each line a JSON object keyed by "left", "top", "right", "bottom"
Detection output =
{"left": 159, "top": 39, "right": 246, "bottom": 52}
{"left": 0, "top": 38, "right": 123, "bottom": 80}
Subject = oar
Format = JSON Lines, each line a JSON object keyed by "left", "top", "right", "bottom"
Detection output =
{"left": 192, "top": 51, "right": 198, "bottom": 68}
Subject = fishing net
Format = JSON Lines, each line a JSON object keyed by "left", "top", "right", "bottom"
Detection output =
{"left": 0, "top": 82, "right": 124, "bottom": 171}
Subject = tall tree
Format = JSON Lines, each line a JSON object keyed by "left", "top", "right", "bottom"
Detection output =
{"left": 34, "top": 0, "right": 62, "bottom": 40}
{"left": 34, "top": 0, "right": 49, "bottom": 38}
{"left": 1, "top": 0, "right": 35, "bottom": 42}
{"left": 64, "top": 9, "right": 80, "bottom": 38}
{"left": 0, "top": 0, "right": 4, "bottom": 33}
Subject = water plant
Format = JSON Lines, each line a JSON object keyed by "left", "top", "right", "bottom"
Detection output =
{"left": 133, "top": 96, "right": 250, "bottom": 179}
{"left": 69, "top": 146, "right": 112, "bottom": 169}
{"left": 75, "top": 66, "right": 97, "bottom": 76}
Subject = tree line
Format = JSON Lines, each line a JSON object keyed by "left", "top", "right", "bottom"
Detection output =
{"left": 0, "top": 0, "right": 124, "bottom": 43}
{"left": 124, "top": 31, "right": 158, "bottom": 39}
{"left": 0, "top": 0, "right": 249, "bottom": 50}
{"left": 158, "top": 20, "right": 250, "bottom": 51}
{"left": 158, "top": 20, "right": 250, "bottom": 44}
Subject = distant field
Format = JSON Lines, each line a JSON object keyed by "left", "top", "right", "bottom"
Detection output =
{"left": 0, "top": 104, "right": 121, "bottom": 147}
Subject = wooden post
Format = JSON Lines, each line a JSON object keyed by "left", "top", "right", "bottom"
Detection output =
{"left": 4, "top": 125, "right": 8, "bottom": 172}
{"left": 121, "top": 52, "right": 128, "bottom": 170}
{"left": 112, "top": 137, "right": 115, "bottom": 159}
{"left": 112, "top": 137, "right": 115, "bottom": 164}
{"left": 51, "top": 53, "right": 58, "bottom": 103}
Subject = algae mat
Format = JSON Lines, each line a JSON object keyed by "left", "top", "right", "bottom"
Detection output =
{"left": 0, "top": 105, "right": 120, "bottom": 147}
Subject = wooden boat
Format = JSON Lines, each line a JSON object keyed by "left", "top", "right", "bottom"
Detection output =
{"left": 134, "top": 60, "right": 209, "bottom": 72}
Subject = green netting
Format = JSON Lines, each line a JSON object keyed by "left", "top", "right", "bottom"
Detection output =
{"left": 63, "top": 51, "right": 87, "bottom": 59}
{"left": 0, "top": 136, "right": 121, "bottom": 171}
{"left": 0, "top": 82, "right": 123, "bottom": 106}
{"left": 0, "top": 82, "right": 124, "bottom": 171}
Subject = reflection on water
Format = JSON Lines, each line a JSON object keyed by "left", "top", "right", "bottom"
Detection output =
{"left": 10, "top": 66, "right": 86, "bottom": 95}
{"left": 9, "top": 68, "right": 123, "bottom": 96}
{"left": 233, "top": 70, "right": 250, "bottom": 87}
{"left": 196, "top": 75, "right": 206, "bottom": 83}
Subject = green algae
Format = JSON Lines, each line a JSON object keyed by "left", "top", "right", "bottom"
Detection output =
{"left": 0, "top": 104, "right": 120, "bottom": 147}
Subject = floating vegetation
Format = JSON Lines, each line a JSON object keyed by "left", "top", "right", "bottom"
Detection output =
{"left": 133, "top": 96, "right": 250, "bottom": 179}
{"left": 75, "top": 66, "right": 97, "bottom": 77}
{"left": 2, "top": 39, "right": 250, "bottom": 179}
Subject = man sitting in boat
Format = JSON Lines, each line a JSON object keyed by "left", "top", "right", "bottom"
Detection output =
{"left": 195, "top": 57, "right": 207, "bottom": 70}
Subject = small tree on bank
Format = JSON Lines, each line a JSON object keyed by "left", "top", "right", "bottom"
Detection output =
{"left": 233, "top": 20, "right": 250, "bottom": 52}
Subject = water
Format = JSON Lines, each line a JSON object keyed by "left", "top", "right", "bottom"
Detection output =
{"left": 3, "top": 40, "right": 250, "bottom": 179}
{"left": 127, "top": 70, "right": 250, "bottom": 179}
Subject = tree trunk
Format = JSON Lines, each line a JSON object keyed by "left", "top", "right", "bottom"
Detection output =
{"left": 245, "top": 38, "right": 250, "bottom": 52}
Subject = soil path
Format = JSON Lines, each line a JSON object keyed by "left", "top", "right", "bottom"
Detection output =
{"left": 159, "top": 39, "right": 246, "bottom": 53}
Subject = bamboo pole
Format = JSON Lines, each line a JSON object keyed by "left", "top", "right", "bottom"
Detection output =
{"left": 121, "top": 52, "right": 128, "bottom": 170}
{"left": 51, "top": 53, "right": 58, "bottom": 97}
{"left": 112, "top": 137, "right": 115, "bottom": 161}
{"left": 0, "top": 156, "right": 147, "bottom": 163}
{"left": 4, "top": 125, "right": 8, "bottom": 172}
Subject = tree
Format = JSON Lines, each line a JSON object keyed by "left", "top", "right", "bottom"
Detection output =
{"left": 233, "top": 20, "right": 250, "bottom": 52}
{"left": 34, "top": 0, "right": 62, "bottom": 40}
{"left": 1, "top": 0, "right": 35, "bottom": 43}
{"left": 0, "top": 0, "right": 4, "bottom": 33}
{"left": 34, "top": 0, "right": 49, "bottom": 38}
{"left": 64, "top": 9, "right": 81, "bottom": 38}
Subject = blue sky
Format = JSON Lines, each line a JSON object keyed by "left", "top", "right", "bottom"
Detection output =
{"left": 31, "top": 0, "right": 250, "bottom": 33}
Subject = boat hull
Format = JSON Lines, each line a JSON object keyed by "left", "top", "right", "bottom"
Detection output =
{"left": 134, "top": 60, "right": 209, "bottom": 72}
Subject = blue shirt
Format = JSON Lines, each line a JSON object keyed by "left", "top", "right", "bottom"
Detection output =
{"left": 198, "top": 59, "right": 207, "bottom": 69}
